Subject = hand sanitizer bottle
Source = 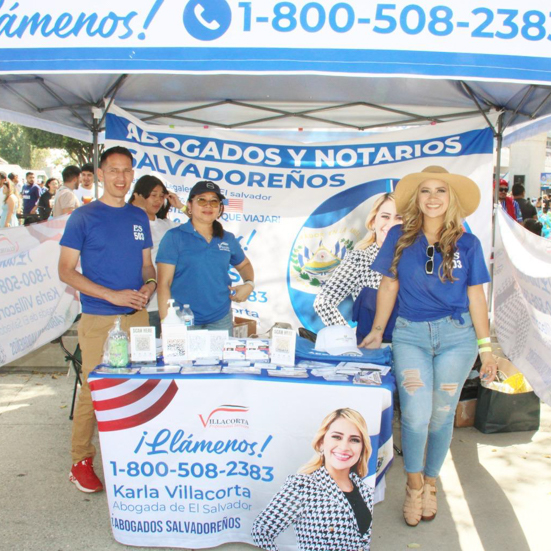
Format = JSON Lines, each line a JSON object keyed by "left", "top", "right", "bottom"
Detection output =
{"left": 163, "top": 299, "right": 182, "bottom": 325}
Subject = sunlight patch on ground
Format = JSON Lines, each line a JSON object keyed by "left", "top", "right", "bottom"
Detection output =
{"left": 441, "top": 457, "right": 484, "bottom": 551}
{"left": 0, "top": 380, "right": 56, "bottom": 408}
{"left": 0, "top": 403, "right": 31, "bottom": 414}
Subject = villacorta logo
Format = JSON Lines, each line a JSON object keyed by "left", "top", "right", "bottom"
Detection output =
{"left": 199, "top": 404, "right": 249, "bottom": 429}
{"left": 0, "top": 235, "right": 19, "bottom": 256}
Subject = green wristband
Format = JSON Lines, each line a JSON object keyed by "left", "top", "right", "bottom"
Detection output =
{"left": 145, "top": 278, "right": 157, "bottom": 290}
{"left": 478, "top": 346, "right": 492, "bottom": 353}
{"left": 477, "top": 337, "right": 491, "bottom": 345}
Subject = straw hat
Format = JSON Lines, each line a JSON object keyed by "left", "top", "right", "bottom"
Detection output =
{"left": 395, "top": 166, "right": 480, "bottom": 217}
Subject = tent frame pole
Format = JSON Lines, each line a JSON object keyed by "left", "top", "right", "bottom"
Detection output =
{"left": 92, "top": 118, "right": 99, "bottom": 199}
{"left": 489, "top": 113, "right": 504, "bottom": 315}
{"left": 90, "top": 74, "right": 128, "bottom": 199}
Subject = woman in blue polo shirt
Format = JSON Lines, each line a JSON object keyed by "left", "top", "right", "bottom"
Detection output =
{"left": 156, "top": 181, "right": 254, "bottom": 332}
{"left": 361, "top": 166, "right": 498, "bottom": 528}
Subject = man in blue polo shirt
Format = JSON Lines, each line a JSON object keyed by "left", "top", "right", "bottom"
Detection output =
{"left": 59, "top": 146, "right": 157, "bottom": 493}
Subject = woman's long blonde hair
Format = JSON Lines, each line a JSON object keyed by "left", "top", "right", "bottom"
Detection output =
{"left": 389, "top": 181, "right": 464, "bottom": 283}
{"left": 355, "top": 192, "right": 395, "bottom": 250}
{"left": 299, "top": 408, "right": 371, "bottom": 478}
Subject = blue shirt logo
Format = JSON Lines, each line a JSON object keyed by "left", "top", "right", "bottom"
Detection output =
{"left": 183, "top": 0, "right": 232, "bottom": 41}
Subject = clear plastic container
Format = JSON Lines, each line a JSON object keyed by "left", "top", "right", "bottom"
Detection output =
{"left": 180, "top": 304, "right": 194, "bottom": 327}
{"left": 104, "top": 316, "right": 129, "bottom": 367}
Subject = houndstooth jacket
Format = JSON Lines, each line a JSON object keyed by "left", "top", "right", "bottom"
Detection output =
{"left": 251, "top": 466, "right": 373, "bottom": 551}
{"left": 313, "top": 244, "right": 382, "bottom": 327}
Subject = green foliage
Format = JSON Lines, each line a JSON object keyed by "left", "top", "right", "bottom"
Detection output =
{"left": 0, "top": 122, "right": 31, "bottom": 166}
{"left": 0, "top": 122, "right": 95, "bottom": 168}
{"left": 23, "top": 127, "right": 94, "bottom": 166}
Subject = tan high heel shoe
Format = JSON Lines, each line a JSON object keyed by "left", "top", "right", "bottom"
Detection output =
{"left": 403, "top": 484, "right": 424, "bottom": 527}
{"left": 421, "top": 483, "right": 437, "bottom": 521}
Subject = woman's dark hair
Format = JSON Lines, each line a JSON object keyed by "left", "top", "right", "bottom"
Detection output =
{"left": 44, "top": 177, "right": 58, "bottom": 191}
{"left": 129, "top": 175, "right": 170, "bottom": 219}
{"left": 524, "top": 218, "right": 543, "bottom": 236}
{"left": 212, "top": 218, "right": 225, "bottom": 239}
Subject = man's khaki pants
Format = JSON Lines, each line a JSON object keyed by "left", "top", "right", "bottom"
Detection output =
{"left": 71, "top": 310, "right": 149, "bottom": 464}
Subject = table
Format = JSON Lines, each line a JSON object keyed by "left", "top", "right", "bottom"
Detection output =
{"left": 89, "top": 369, "right": 395, "bottom": 550}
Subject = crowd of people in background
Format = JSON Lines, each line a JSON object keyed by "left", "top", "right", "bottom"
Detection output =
{"left": 3, "top": 162, "right": 551, "bottom": 241}
{"left": 3, "top": 167, "right": 551, "bottom": 241}
{"left": 0, "top": 163, "right": 96, "bottom": 227}
{"left": 498, "top": 179, "right": 548, "bottom": 237}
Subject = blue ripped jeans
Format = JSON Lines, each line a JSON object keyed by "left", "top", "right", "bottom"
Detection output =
{"left": 392, "top": 313, "right": 478, "bottom": 478}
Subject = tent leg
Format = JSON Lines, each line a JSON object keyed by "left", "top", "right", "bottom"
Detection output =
{"left": 92, "top": 120, "right": 99, "bottom": 199}
{"left": 489, "top": 113, "right": 504, "bottom": 315}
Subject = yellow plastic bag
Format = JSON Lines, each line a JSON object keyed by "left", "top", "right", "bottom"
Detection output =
{"left": 502, "top": 373, "right": 527, "bottom": 394}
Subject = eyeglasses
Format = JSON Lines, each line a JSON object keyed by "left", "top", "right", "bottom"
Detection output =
{"left": 194, "top": 197, "right": 221, "bottom": 208}
{"left": 499, "top": 187, "right": 508, "bottom": 192}
{"left": 105, "top": 168, "right": 133, "bottom": 177}
{"left": 426, "top": 243, "right": 440, "bottom": 275}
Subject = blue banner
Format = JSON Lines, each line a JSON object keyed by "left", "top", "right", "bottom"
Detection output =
{"left": 1, "top": 1, "right": 551, "bottom": 82}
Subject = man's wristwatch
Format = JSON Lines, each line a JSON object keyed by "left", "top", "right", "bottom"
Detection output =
{"left": 244, "top": 280, "right": 255, "bottom": 290}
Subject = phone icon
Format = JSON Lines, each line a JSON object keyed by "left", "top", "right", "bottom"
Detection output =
{"left": 194, "top": 4, "right": 221, "bottom": 31}
{"left": 183, "top": 0, "right": 231, "bottom": 41}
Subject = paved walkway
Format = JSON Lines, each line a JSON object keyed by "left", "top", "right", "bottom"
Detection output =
{"left": 0, "top": 369, "right": 549, "bottom": 551}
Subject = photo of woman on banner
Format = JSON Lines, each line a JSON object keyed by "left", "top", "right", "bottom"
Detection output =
{"left": 156, "top": 180, "right": 254, "bottom": 332}
{"left": 252, "top": 408, "right": 373, "bottom": 551}
{"left": 129, "top": 174, "right": 184, "bottom": 336}
{"left": 361, "top": 166, "right": 498, "bottom": 527}
{"left": 314, "top": 192, "right": 402, "bottom": 343}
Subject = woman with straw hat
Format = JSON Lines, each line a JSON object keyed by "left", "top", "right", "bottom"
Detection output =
{"left": 361, "top": 166, "right": 498, "bottom": 527}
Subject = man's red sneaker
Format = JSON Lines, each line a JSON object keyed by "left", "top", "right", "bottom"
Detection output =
{"left": 69, "top": 458, "right": 104, "bottom": 493}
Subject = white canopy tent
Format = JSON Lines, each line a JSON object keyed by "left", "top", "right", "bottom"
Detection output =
{"left": 0, "top": 72, "right": 548, "bottom": 140}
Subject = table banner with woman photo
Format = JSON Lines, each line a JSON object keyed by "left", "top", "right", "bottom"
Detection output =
{"left": 105, "top": 105, "right": 494, "bottom": 334}
{"left": 89, "top": 371, "right": 394, "bottom": 550}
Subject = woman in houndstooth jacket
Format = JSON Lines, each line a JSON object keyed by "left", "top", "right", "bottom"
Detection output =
{"left": 252, "top": 409, "right": 374, "bottom": 551}
{"left": 313, "top": 193, "right": 402, "bottom": 343}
